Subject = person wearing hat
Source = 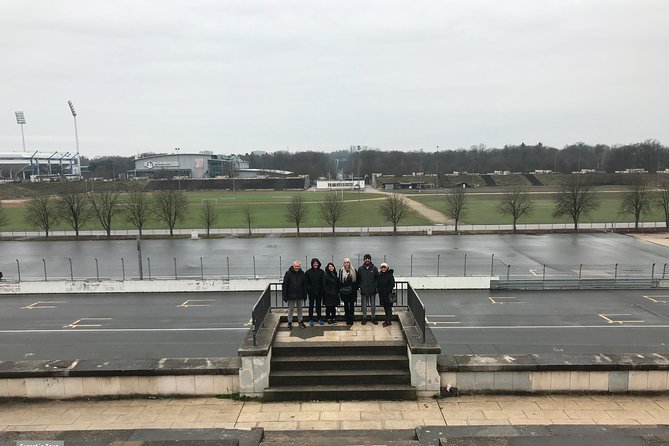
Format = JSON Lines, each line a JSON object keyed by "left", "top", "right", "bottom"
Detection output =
{"left": 378, "top": 262, "right": 396, "bottom": 327}
{"left": 357, "top": 253, "right": 379, "bottom": 325}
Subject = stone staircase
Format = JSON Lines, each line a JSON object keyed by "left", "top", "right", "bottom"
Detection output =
{"left": 263, "top": 340, "right": 417, "bottom": 401}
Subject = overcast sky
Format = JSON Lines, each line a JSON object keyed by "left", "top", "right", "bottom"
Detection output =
{"left": 1, "top": 1, "right": 668, "bottom": 157}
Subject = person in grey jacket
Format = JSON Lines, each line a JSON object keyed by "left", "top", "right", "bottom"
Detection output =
{"left": 357, "top": 253, "right": 379, "bottom": 325}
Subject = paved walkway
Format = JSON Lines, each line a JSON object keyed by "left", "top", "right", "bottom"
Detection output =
{"left": 2, "top": 395, "right": 669, "bottom": 432}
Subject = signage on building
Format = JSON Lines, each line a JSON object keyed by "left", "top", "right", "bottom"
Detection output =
{"left": 144, "top": 161, "right": 178, "bottom": 169}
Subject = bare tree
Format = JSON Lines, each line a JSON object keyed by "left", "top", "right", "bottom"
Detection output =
{"left": 58, "top": 188, "right": 91, "bottom": 238}
{"left": 123, "top": 186, "right": 153, "bottom": 237}
{"left": 242, "top": 205, "right": 254, "bottom": 236}
{"left": 200, "top": 200, "right": 218, "bottom": 236}
{"left": 154, "top": 190, "right": 188, "bottom": 236}
{"left": 26, "top": 195, "right": 60, "bottom": 237}
{"left": 88, "top": 189, "right": 122, "bottom": 237}
{"left": 285, "top": 194, "right": 308, "bottom": 236}
{"left": 552, "top": 176, "right": 599, "bottom": 230}
{"left": 319, "top": 191, "right": 345, "bottom": 234}
{"left": 497, "top": 187, "right": 534, "bottom": 233}
{"left": 378, "top": 193, "right": 410, "bottom": 234}
{"left": 619, "top": 176, "right": 651, "bottom": 229}
{"left": 444, "top": 186, "right": 468, "bottom": 231}
{"left": 656, "top": 182, "right": 669, "bottom": 231}
{"left": 0, "top": 202, "right": 8, "bottom": 228}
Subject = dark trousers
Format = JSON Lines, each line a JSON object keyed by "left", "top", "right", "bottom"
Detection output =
{"left": 325, "top": 306, "right": 337, "bottom": 320}
{"left": 343, "top": 300, "right": 355, "bottom": 323}
{"left": 380, "top": 294, "right": 393, "bottom": 322}
{"left": 308, "top": 294, "right": 322, "bottom": 320}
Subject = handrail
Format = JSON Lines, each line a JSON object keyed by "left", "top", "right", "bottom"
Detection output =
{"left": 257, "top": 280, "right": 427, "bottom": 343}
{"left": 251, "top": 285, "right": 272, "bottom": 346}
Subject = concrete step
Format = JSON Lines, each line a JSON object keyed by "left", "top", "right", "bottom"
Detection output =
{"left": 272, "top": 341, "right": 407, "bottom": 357}
{"left": 269, "top": 368, "right": 411, "bottom": 386}
{"left": 262, "top": 384, "right": 418, "bottom": 401}
{"left": 260, "top": 429, "right": 419, "bottom": 446}
{"left": 270, "top": 354, "right": 409, "bottom": 371}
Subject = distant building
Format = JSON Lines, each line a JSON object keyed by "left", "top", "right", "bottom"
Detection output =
{"left": 130, "top": 153, "right": 250, "bottom": 179}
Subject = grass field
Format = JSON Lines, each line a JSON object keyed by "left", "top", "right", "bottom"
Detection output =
{"left": 0, "top": 191, "right": 431, "bottom": 232}
{"left": 1, "top": 188, "right": 667, "bottom": 233}
{"left": 411, "top": 191, "right": 666, "bottom": 225}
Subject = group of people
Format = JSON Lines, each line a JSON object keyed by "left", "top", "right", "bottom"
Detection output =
{"left": 282, "top": 254, "right": 396, "bottom": 329}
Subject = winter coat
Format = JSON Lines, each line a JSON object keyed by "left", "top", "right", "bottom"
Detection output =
{"left": 282, "top": 267, "right": 307, "bottom": 302}
{"left": 378, "top": 268, "right": 396, "bottom": 303}
{"left": 338, "top": 267, "right": 358, "bottom": 303}
{"left": 357, "top": 263, "right": 379, "bottom": 296}
{"left": 304, "top": 258, "right": 325, "bottom": 298}
{"left": 322, "top": 270, "right": 340, "bottom": 307}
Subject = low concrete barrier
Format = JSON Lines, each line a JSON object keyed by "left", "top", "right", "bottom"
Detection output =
{"left": 439, "top": 353, "right": 669, "bottom": 393}
{"left": 0, "top": 276, "right": 492, "bottom": 295}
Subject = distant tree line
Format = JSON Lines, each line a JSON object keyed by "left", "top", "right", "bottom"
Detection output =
{"left": 81, "top": 139, "right": 667, "bottom": 180}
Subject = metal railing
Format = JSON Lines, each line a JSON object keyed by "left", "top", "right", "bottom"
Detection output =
{"left": 4, "top": 255, "right": 667, "bottom": 283}
{"left": 251, "top": 281, "right": 427, "bottom": 344}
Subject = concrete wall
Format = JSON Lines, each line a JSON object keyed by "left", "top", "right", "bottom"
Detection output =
{"left": 0, "top": 276, "right": 492, "bottom": 295}
{"left": 440, "top": 370, "right": 669, "bottom": 393}
{"left": 0, "top": 375, "right": 238, "bottom": 399}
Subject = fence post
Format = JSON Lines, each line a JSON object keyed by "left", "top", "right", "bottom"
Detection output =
{"left": 16, "top": 259, "right": 21, "bottom": 282}
{"left": 410, "top": 254, "right": 413, "bottom": 277}
{"left": 253, "top": 256, "right": 256, "bottom": 277}
{"left": 200, "top": 257, "right": 204, "bottom": 280}
{"left": 173, "top": 257, "right": 177, "bottom": 279}
{"left": 543, "top": 264, "right": 546, "bottom": 281}
{"left": 68, "top": 258, "right": 73, "bottom": 281}
{"left": 652, "top": 263, "right": 656, "bottom": 280}
{"left": 227, "top": 257, "right": 230, "bottom": 280}
{"left": 578, "top": 264, "right": 582, "bottom": 280}
{"left": 279, "top": 256, "right": 282, "bottom": 277}
{"left": 506, "top": 265, "right": 510, "bottom": 280}
{"left": 615, "top": 263, "right": 618, "bottom": 279}
{"left": 490, "top": 254, "right": 494, "bottom": 276}
{"left": 147, "top": 257, "right": 152, "bottom": 280}
{"left": 464, "top": 254, "right": 467, "bottom": 277}
{"left": 437, "top": 254, "right": 440, "bottom": 277}
{"left": 121, "top": 258, "right": 125, "bottom": 281}
{"left": 663, "top": 263, "right": 667, "bottom": 279}
{"left": 95, "top": 258, "right": 100, "bottom": 281}
{"left": 42, "top": 258, "right": 47, "bottom": 281}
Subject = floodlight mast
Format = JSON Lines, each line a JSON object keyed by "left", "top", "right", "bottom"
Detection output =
{"left": 68, "top": 100, "right": 81, "bottom": 178}
{"left": 15, "top": 111, "right": 26, "bottom": 152}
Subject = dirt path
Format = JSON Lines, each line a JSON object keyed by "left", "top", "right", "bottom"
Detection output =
{"left": 367, "top": 188, "right": 450, "bottom": 224}
{"left": 629, "top": 233, "right": 669, "bottom": 248}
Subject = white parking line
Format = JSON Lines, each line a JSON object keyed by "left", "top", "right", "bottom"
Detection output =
{"left": 0, "top": 327, "right": 248, "bottom": 334}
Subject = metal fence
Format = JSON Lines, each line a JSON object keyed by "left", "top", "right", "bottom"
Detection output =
{"left": 251, "top": 281, "right": 427, "bottom": 345}
{"left": 2, "top": 255, "right": 667, "bottom": 283}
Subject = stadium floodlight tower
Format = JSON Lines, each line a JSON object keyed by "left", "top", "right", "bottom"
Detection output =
{"left": 67, "top": 100, "right": 81, "bottom": 178}
{"left": 15, "top": 111, "right": 26, "bottom": 152}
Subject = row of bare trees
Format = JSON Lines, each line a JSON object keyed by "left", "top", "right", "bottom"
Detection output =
{"left": 23, "top": 188, "right": 189, "bottom": 238}
{"left": 284, "top": 192, "right": 410, "bottom": 235}
{"left": 443, "top": 176, "right": 669, "bottom": 231}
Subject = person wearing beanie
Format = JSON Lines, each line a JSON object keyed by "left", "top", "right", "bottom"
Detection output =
{"left": 305, "top": 257, "right": 325, "bottom": 326}
{"left": 377, "top": 262, "right": 396, "bottom": 327}
{"left": 357, "top": 253, "right": 379, "bottom": 325}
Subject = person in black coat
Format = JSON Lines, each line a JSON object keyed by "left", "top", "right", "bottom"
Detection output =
{"left": 322, "top": 262, "right": 340, "bottom": 324}
{"left": 282, "top": 260, "right": 307, "bottom": 329}
{"left": 338, "top": 258, "right": 358, "bottom": 326}
{"left": 305, "top": 257, "right": 325, "bottom": 326}
{"left": 377, "top": 262, "right": 396, "bottom": 327}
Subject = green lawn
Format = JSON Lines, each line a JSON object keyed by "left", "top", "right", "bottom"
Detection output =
{"left": 411, "top": 192, "right": 666, "bottom": 225}
{"left": 0, "top": 191, "right": 431, "bottom": 232}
